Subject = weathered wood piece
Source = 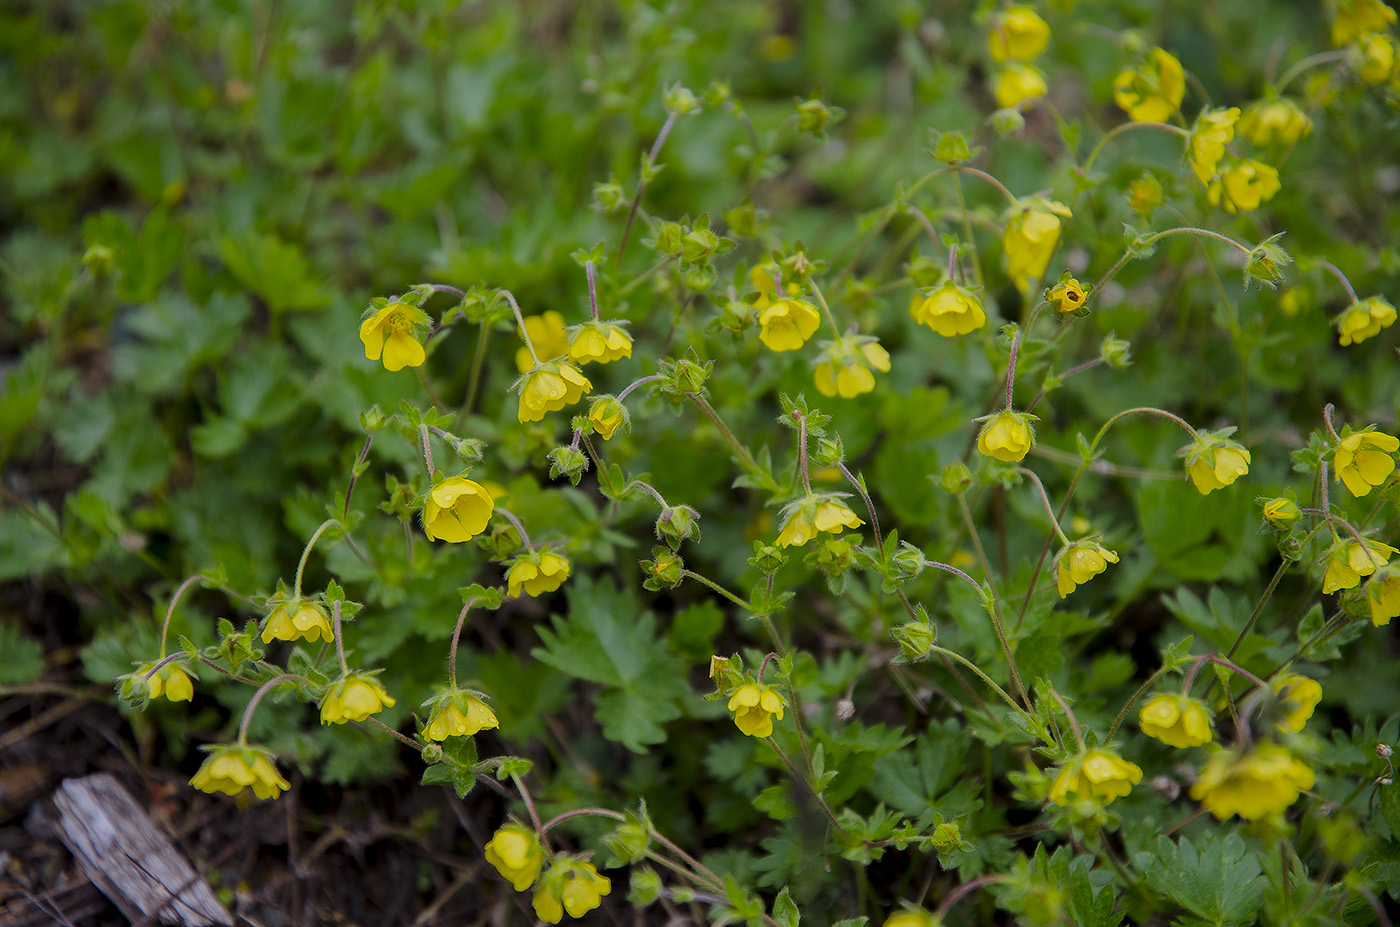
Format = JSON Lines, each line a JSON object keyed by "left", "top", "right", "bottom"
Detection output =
{"left": 51, "top": 773, "right": 233, "bottom": 926}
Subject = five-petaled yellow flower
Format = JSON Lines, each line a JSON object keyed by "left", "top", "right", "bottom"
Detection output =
{"left": 1206, "top": 160, "right": 1281, "bottom": 214}
{"left": 423, "top": 476, "right": 495, "bottom": 543}
{"left": 758, "top": 298, "right": 821, "bottom": 352}
{"left": 261, "top": 600, "right": 333, "bottom": 645}
{"left": 1139, "top": 693, "right": 1213, "bottom": 748}
{"left": 424, "top": 691, "right": 499, "bottom": 741}
{"left": 588, "top": 396, "right": 626, "bottom": 440}
{"left": 1180, "top": 433, "right": 1251, "bottom": 494}
{"left": 1334, "top": 429, "right": 1399, "bottom": 496}
{"left": 993, "top": 63, "right": 1048, "bottom": 109}
{"left": 977, "top": 410, "right": 1037, "bottom": 462}
{"left": 727, "top": 682, "right": 787, "bottom": 737}
{"left": 1272, "top": 675, "right": 1322, "bottom": 732}
{"left": 911, "top": 282, "right": 986, "bottom": 335}
{"left": 813, "top": 335, "right": 891, "bottom": 398}
{"left": 1113, "top": 48, "right": 1185, "bottom": 122}
{"left": 988, "top": 6, "right": 1050, "bottom": 62}
{"left": 190, "top": 744, "right": 290, "bottom": 801}
{"left": 515, "top": 360, "right": 593, "bottom": 423}
{"left": 1047, "top": 747, "right": 1142, "bottom": 806}
{"left": 1188, "top": 107, "right": 1240, "bottom": 183}
{"left": 485, "top": 823, "right": 545, "bottom": 892}
{"left": 776, "top": 497, "right": 864, "bottom": 547}
{"left": 1004, "top": 198, "right": 1071, "bottom": 292}
{"left": 532, "top": 857, "right": 611, "bottom": 924}
{"left": 1365, "top": 567, "right": 1400, "bottom": 626}
{"left": 1047, "top": 277, "right": 1091, "bottom": 315}
{"left": 1054, "top": 539, "right": 1119, "bottom": 597}
{"left": 138, "top": 661, "right": 194, "bottom": 703}
{"left": 320, "top": 675, "right": 396, "bottom": 725}
{"left": 1190, "top": 744, "right": 1314, "bottom": 820}
{"left": 515, "top": 311, "right": 569, "bottom": 374}
{"left": 1238, "top": 99, "right": 1312, "bottom": 147}
{"left": 1331, "top": 0, "right": 1397, "bottom": 46}
{"left": 1322, "top": 538, "right": 1397, "bottom": 593}
{"left": 568, "top": 321, "right": 633, "bottom": 365}
{"left": 1336, "top": 296, "right": 1397, "bottom": 346}
{"left": 359, "top": 301, "right": 429, "bottom": 372}
{"left": 507, "top": 548, "right": 571, "bottom": 598}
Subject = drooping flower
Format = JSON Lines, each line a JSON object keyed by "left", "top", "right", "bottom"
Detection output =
{"left": 1334, "top": 429, "right": 1399, "bottom": 496}
{"left": 1332, "top": 0, "right": 1398, "bottom": 46}
{"left": 1322, "top": 538, "right": 1398, "bottom": 593}
{"left": 261, "top": 600, "right": 333, "bottom": 645}
{"left": 1113, "top": 48, "right": 1185, "bottom": 122}
{"left": 1190, "top": 744, "right": 1314, "bottom": 820}
{"left": 423, "top": 476, "right": 495, "bottom": 543}
{"left": 190, "top": 743, "right": 290, "bottom": 801}
{"left": 320, "top": 674, "right": 395, "bottom": 725}
{"left": 993, "top": 63, "right": 1048, "bottom": 109}
{"left": 423, "top": 690, "right": 499, "bottom": 741}
{"left": 514, "top": 360, "right": 593, "bottom": 423}
{"left": 727, "top": 682, "right": 787, "bottom": 737}
{"left": 1261, "top": 497, "right": 1301, "bottom": 529}
{"left": 976, "top": 410, "right": 1037, "bottom": 462}
{"left": 758, "top": 298, "right": 821, "bottom": 352}
{"left": 1272, "top": 674, "right": 1322, "bottom": 732}
{"left": 532, "top": 856, "right": 612, "bottom": 924}
{"left": 1047, "top": 747, "right": 1142, "bottom": 805}
{"left": 485, "top": 823, "right": 545, "bottom": 892}
{"left": 515, "top": 311, "right": 569, "bottom": 374}
{"left": 1188, "top": 107, "right": 1240, "bottom": 183}
{"left": 1238, "top": 99, "right": 1313, "bottom": 147}
{"left": 359, "top": 301, "right": 430, "bottom": 372}
{"left": 1336, "top": 296, "right": 1397, "bottom": 346}
{"left": 1139, "top": 693, "right": 1213, "bottom": 748}
{"left": 1365, "top": 566, "right": 1400, "bottom": 626}
{"left": 1004, "top": 198, "right": 1071, "bottom": 292}
{"left": 1046, "top": 276, "right": 1091, "bottom": 315}
{"left": 813, "top": 335, "right": 891, "bottom": 398}
{"left": 911, "top": 281, "right": 986, "bottom": 335}
{"left": 1179, "top": 431, "right": 1251, "bottom": 494}
{"left": 988, "top": 6, "right": 1050, "bottom": 62}
{"left": 1359, "top": 32, "right": 1399, "bottom": 85}
{"left": 568, "top": 321, "right": 633, "bottom": 365}
{"left": 1054, "top": 539, "right": 1119, "bottom": 597}
{"left": 587, "top": 396, "right": 627, "bottom": 440}
{"left": 140, "top": 661, "right": 195, "bottom": 703}
{"left": 776, "top": 496, "right": 864, "bottom": 548}
{"left": 1206, "top": 160, "right": 1282, "bottom": 214}
{"left": 506, "top": 547, "right": 571, "bottom": 598}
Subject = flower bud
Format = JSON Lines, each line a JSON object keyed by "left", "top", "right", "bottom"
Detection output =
{"left": 357, "top": 405, "right": 388, "bottom": 432}
{"left": 83, "top": 245, "right": 115, "bottom": 276}
{"left": 641, "top": 546, "right": 684, "bottom": 591}
{"left": 930, "top": 821, "right": 963, "bottom": 852}
{"left": 663, "top": 82, "right": 701, "bottom": 116}
{"left": 547, "top": 445, "right": 589, "bottom": 486}
{"left": 1381, "top": 743, "right": 1395, "bottom": 759}
{"left": 893, "top": 620, "right": 937, "bottom": 662}
{"left": 749, "top": 542, "right": 788, "bottom": 574}
{"left": 940, "top": 461, "right": 973, "bottom": 494}
{"left": 420, "top": 742, "right": 444, "bottom": 764}
{"left": 813, "top": 534, "right": 855, "bottom": 576}
{"left": 814, "top": 435, "right": 845, "bottom": 467}
{"left": 1261, "top": 497, "right": 1301, "bottom": 528}
{"left": 670, "top": 356, "right": 710, "bottom": 393}
{"left": 795, "top": 96, "right": 841, "bottom": 136}
{"left": 933, "top": 130, "right": 972, "bottom": 162}
{"left": 1100, "top": 335, "right": 1132, "bottom": 369}
{"left": 990, "top": 106, "right": 1027, "bottom": 136}
{"left": 591, "top": 178, "right": 626, "bottom": 214}
{"left": 656, "top": 505, "right": 701, "bottom": 547}
{"left": 891, "top": 542, "right": 927, "bottom": 582}
{"left": 654, "top": 221, "right": 685, "bottom": 256}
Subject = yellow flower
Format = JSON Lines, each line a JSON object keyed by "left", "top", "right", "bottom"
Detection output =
{"left": 1139, "top": 693, "right": 1213, "bottom": 748}
{"left": 507, "top": 548, "right": 571, "bottom": 598}
{"left": 485, "top": 823, "right": 545, "bottom": 892}
{"left": 1190, "top": 744, "right": 1314, "bottom": 820}
{"left": 515, "top": 360, "right": 593, "bottom": 423}
{"left": 750, "top": 262, "right": 801, "bottom": 312}
{"left": 814, "top": 336, "right": 891, "bottom": 398}
{"left": 1359, "top": 31, "right": 1399, "bottom": 84}
{"left": 1332, "top": 0, "right": 1398, "bottom": 46}
{"left": 1261, "top": 497, "right": 1301, "bottom": 528}
{"left": 976, "top": 410, "right": 1037, "bottom": 462}
{"left": 1272, "top": 675, "right": 1322, "bottom": 732}
{"left": 1113, "top": 48, "right": 1185, "bottom": 122}
{"left": 568, "top": 321, "right": 633, "bottom": 365}
{"left": 988, "top": 6, "right": 1050, "bottom": 62}
{"left": 911, "top": 281, "right": 986, "bottom": 335}
{"left": 993, "top": 62, "right": 1048, "bottom": 109}
{"left": 1322, "top": 538, "right": 1398, "bottom": 593}
{"left": 1180, "top": 433, "right": 1251, "bottom": 494}
{"left": 758, "top": 298, "right": 821, "bottom": 352}
{"left": 261, "top": 600, "right": 333, "bottom": 645}
{"left": 424, "top": 691, "right": 498, "bottom": 741}
{"left": 776, "top": 497, "right": 863, "bottom": 548}
{"left": 1127, "top": 173, "right": 1164, "bottom": 214}
{"left": 533, "top": 856, "right": 612, "bottom": 924}
{"left": 588, "top": 396, "right": 626, "bottom": 440}
{"left": 1238, "top": 99, "right": 1313, "bottom": 147}
{"left": 1188, "top": 107, "right": 1240, "bottom": 184}
{"left": 1336, "top": 296, "right": 1397, "bottom": 346}
{"left": 884, "top": 909, "right": 939, "bottom": 927}
{"left": 727, "top": 682, "right": 786, "bottom": 737}
{"left": 1206, "top": 160, "right": 1281, "bottom": 214}
{"left": 1054, "top": 539, "right": 1119, "bottom": 597}
{"left": 1365, "top": 567, "right": 1400, "bottom": 626}
{"left": 359, "top": 301, "right": 429, "bottom": 372}
{"left": 423, "top": 476, "right": 495, "bottom": 543}
{"left": 138, "top": 662, "right": 195, "bottom": 703}
{"left": 320, "top": 675, "right": 395, "bottom": 725}
{"left": 515, "top": 311, "right": 569, "bottom": 374}
{"left": 1046, "top": 276, "right": 1091, "bottom": 315}
{"left": 1004, "top": 198, "right": 1070, "bottom": 292}
{"left": 1334, "top": 429, "right": 1399, "bottom": 496}
{"left": 1047, "top": 748, "right": 1142, "bottom": 805}
{"left": 190, "top": 744, "right": 290, "bottom": 801}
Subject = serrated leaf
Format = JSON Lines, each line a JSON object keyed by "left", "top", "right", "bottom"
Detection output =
{"left": 772, "top": 887, "right": 799, "bottom": 927}
{"left": 1143, "top": 833, "right": 1263, "bottom": 926}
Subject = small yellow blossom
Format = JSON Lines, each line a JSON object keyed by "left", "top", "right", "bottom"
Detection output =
{"left": 884, "top": 909, "right": 939, "bottom": 927}
{"left": 568, "top": 321, "right": 633, "bottom": 365}
{"left": 485, "top": 823, "right": 545, "bottom": 891}
{"left": 976, "top": 410, "right": 1037, "bottom": 462}
{"left": 141, "top": 662, "right": 194, "bottom": 703}
{"left": 1054, "top": 539, "right": 1119, "bottom": 597}
{"left": 1046, "top": 276, "right": 1091, "bottom": 315}
{"left": 1238, "top": 99, "right": 1313, "bottom": 147}
{"left": 1261, "top": 497, "right": 1302, "bottom": 528}
{"left": 1188, "top": 107, "right": 1240, "bottom": 184}
{"left": 988, "top": 6, "right": 1050, "bottom": 62}
{"left": 1332, "top": 0, "right": 1398, "bottom": 46}
{"left": 1139, "top": 693, "right": 1213, "bottom": 748}
{"left": 1365, "top": 567, "right": 1400, "bottom": 626}
{"left": 423, "top": 476, "right": 495, "bottom": 543}
{"left": 1272, "top": 675, "right": 1322, "bottom": 732}
{"left": 532, "top": 857, "right": 611, "bottom": 924}
{"left": 424, "top": 692, "right": 498, "bottom": 741}
{"left": 1336, "top": 296, "right": 1397, "bottom": 346}
{"left": 1190, "top": 744, "right": 1314, "bottom": 820}
{"left": 758, "top": 298, "right": 821, "bottom": 352}
{"left": 359, "top": 301, "right": 429, "bottom": 372}
{"left": 1180, "top": 433, "right": 1251, "bottom": 494}
{"left": 994, "top": 63, "right": 1048, "bottom": 109}
{"left": 261, "top": 600, "right": 333, "bottom": 645}
{"left": 1048, "top": 747, "right": 1142, "bottom": 805}
{"left": 588, "top": 396, "right": 626, "bottom": 440}
{"left": 1127, "top": 174, "right": 1164, "bottom": 214}
{"left": 814, "top": 336, "right": 891, "bottom": 398}
{"left": 1004, "top": 198, "right": 1071, "bottom": 292}
{"left": 911, "top": 281, "right": 986, "bottom": 335}
{"left": 750, "top": 262, "right": 801, "bottom": 312}
{"left": 1334, "top": 429, "right": 1399, "bottom": 496}
{"left": 515, "top": 311, "right": 569, "bottom": 374}
{"left": 190, "top": 744, "right": 290, "bottom": 801}
{"left": 1322, "top": 538, "right": 1398, "bottom": 593}
{"left": 727, "top": 682, "right": 787, "bottom": 737}
{"left": 1206, "top": 160, "right": 1281, "bottom": 214}
{"left": 507, "top": 548, "right": 571, "bottom": 598}
{"left": 1113, "top": 48, "right": 1185, "bottom": 122}
{"left": 777, "top": 497, "right": 864, "bottom": 548}
{"left": 1359, "top": 31, "right": 1399, "bottom": 84}
{"left": 515, "top": 360, "right": 593, "bottom": 423}
{"left": 320, "top": 675, "right": 395, "bottom": 725}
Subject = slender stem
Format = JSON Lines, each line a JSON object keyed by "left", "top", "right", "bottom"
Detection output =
{"left": 332, "top": 600, "right": 349, "bottom": 676}
{"left": 1317, "top": 262, "right": 1360, "bottom": 303}
{"left": 238, "top": 674, "right": 306, "bottom": 743}
{"left": 956, "top": 495, "right": 1028, "bottom": 707}
{"left": 1016, "top": 469, "right": 1072, "bottom": 546}
{"left": 196, "top": 655, "right": 256, "bottom": 686}
{"left": 1004, "top": 330, "right": 1020, "bottom": 409}
{"left": 766, "top": 737, "right": 846, "bottom": 834}
{"left": 795, "top": 413, "right": 813, "bottom": 495}
{"left": 839, "top": 463, "right": 881, "bottom": 553}
{"left": 1026, "top": 358, "right": 1104, "bottom": 414}
{"left": 1146, "top": 226, "right": 1251, "bottom": 256}
{"left": 686, "top": 395, "right": 776, "bottom": 491}
{"left": 682, "top": 570, "right": 753, "bottom": 612}
{"left": 950, "top": 173, "right": 984, "bottom": 290}
{"left": 540, "top": 806, "right": 625, "bottom": 837}
{"left": 1050, "top": 690, "right": 1084, "bottom": 749}
{"left": 447, "top": 599, "right": 475, "bottom": 690}
{"left": 622, "top": 479, "right": 670, "bottom": 510}
{"left": 922, "top": 559, "right": 986, "bottom": 596}
{"left": 617, "top": 256, "right": 675, "bottom": 297}
{"left": 1225, "top": 559, "right": 1291, "bottom": 661}
{"left": 500, "top": 290, "right": 539, "bottom": 366}
{"left": 1323, "top": 402, "right": 1342, "bottom": 442}
{"left": 1015, "top": 464, "right": 1084, "bottom": 633}
{"left": 935, "top": 875, "right": 1008, "bottom": 919}
{"left": 141, "top": 651, "right": 187, "bottom": 681}
{"left": 618, "top": 374, "right": 661, "bottom": 404}
{"left": 1275, "top": 50, "right": 1350, "bottom": 93}
{"left": 928, "top": 645, "right": 1049, "bottom": 743}
{"left": 1106, "top": 664, "right": 1172, "bottom": 740}
{"left": 157, "top": 575, "right": 202, "bottom": 659}
{"left": 1082, "top": 121, "right": 1188, "bottom": 176}
{"left": 806, "top": 279, "right": 844, "bottom": 337}
{"left": 363, "top": 715, "right": 423, "bottom": 751}
{"left": 415, "top": 366, "right": 448, "bottom": 412}
{"left": 617, "top": 111, "right": 678, "bottom": 269}
{"left": 904, "top": 204, "right": 948, "bottom": 258}
{"left": 952, "top": 165, "right": 1019, "bottom": 205}
{"left": 343, "top": 435, "right": 373, "bottom": 519}
{"left": 419, "top": 423, "right": 436, "bottom": 477}
{"left": 455, "top": 322, "right": 492, "bottom": 427}
{"left": 495, "top": 507, "right": 534, "bottom": 551}
{"left": 294, "top": 519, "right": 337, "bottom": 601}
{"left": 759, "top": 615, "right": 786, "bottom": 656}
{"left": 584, "top": 260, "right": 601, "bottom": 321}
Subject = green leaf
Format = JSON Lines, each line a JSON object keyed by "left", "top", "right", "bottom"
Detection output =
{"left": 219, "top": 233, "right": 329, "bottom": 314}
{"left": 0, "top": 623, "right": 45, "bottom": 685}
{"left": 1143, "top": 833, "right": 1263, "bottom": 926}
{"left": 1380, "top": 783, "right": 1400, "bottom": 838}
{"left": 772, "top": 886, "right": 800, "bottom": 927}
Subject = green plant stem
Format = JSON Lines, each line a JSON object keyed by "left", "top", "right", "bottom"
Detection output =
{"left": 455, "top": 322, "right": 492, "bottom": 427}
{"left": 1050, "top": 690, "right": 1084, "bottom": 749}
{"left": 1082, "top": 121, "right": 1188, "bottom": 176}
{"left": 1275, "top": 50, "right": 1350, "bottom": 93}
{"left": 362, "top": 715, "right": 423, "bottom": 752}
{"left": 682, "top": 569, "right": 754, "bottom": 612}
{"left": 956, "top": 495, "right": 1028, "bottom": 708}
{"left": 500, "top": 290, "right": 540, "bottom": 366}
{"left": 686, "top": 394, "right": 777, "bottom": 491}
{"left": 806, "top": 279, "right": 844, "bottom": 338}
{"left": 513, "top": 774, "right": 550, "bottom": 841}
{"left": 950, "top": 171, "right": 985, "bottom": 290}
{"left": 1016, "top": 469, "right": 1072, "bottom": 546}
{"left": 447, "top": 598, "right": 475, "bottom": 690}
{"left": 416, "top": 365, "right": 448, "bottom": 412}
{"left": 494, "top": 507, "right": 534, "bottom": 551}
{"left": 928, "top": 645, "right": 1050, "bottom": 745}
{"left": 238, "top": 673, "right": 306, "bottom": 743}
{"left": 331, "top": 600, "right": 349, "bottom": 676}
{"left": 617, "top": 111, "right": 678, "bottom": 269}
{"left": 343, "top": 434, "right": 373, "bottom": 519}
{"left": 294, "top": 519, "right": 337, "bottom": 601}
{"left": 157, "top": 574, "right": 203, "bottom": 659}
{"left": 1105, "top": 664, "right": 1173, "bottom": 740}
{"left": 766, "top": 736, "right": 846, "bottom": 835}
